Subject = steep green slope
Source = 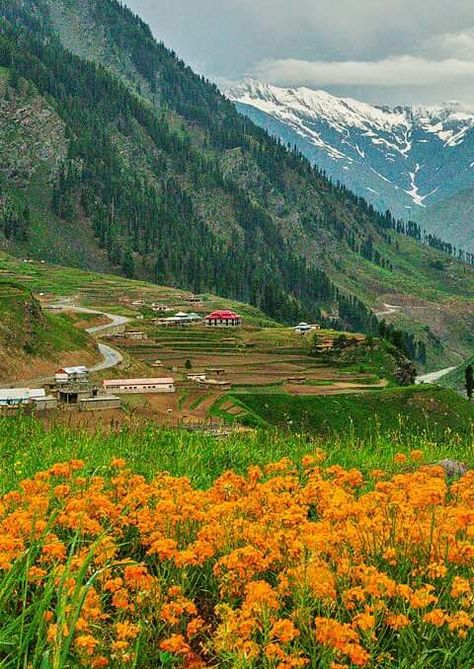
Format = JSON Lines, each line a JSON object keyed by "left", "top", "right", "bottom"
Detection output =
{"left": 0, "top": 280, "right": 95, "bottom": 380}
{"left": 0, "top": 0, "right": 473, "bottom": 368}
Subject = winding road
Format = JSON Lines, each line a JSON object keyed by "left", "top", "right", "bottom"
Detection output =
{"left": 92, "top": 343, "right": 124, "bottom": 372}
{"left": 0, "top": 303, "right": 129, "bottom": 388}
{"left": 50, "top": 302, "right": 130, "bottom": 372}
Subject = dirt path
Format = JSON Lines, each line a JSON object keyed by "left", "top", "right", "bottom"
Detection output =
{"left": 416, "top": 367, "right": 457, "bottom": 385}
{"left": 374, "top": 303, "right": 404, "bottom": 317}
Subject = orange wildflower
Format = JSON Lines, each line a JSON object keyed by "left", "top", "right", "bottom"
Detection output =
{"left": 75, "top": 635, "right": 99, "bottom": 655}
{"left": 271, "top": 619, "right": 300, "bottom": 643}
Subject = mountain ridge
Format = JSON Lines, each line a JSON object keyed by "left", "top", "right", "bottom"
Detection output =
{"left": 229, "top": 79, "right": 474, "bottom": 248}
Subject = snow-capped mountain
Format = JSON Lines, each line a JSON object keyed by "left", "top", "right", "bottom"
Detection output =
{"left": 229, "top": 80, "right": 474, "bottom": 248}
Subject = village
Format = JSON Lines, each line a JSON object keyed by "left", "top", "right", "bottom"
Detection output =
{"left": 0, "top": 286, "right": 377, "bottom": 428}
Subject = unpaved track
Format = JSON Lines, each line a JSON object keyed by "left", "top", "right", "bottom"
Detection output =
{"left": 416, "top": 367, "right": 457, "bottom": 385}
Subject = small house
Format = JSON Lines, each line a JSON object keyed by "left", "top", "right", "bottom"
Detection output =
{"left": 187, "top": 373, "right": 207, "bottom": 383}
{"left": 294, "top": 322, "right": 321, "bottom": 334}
{"left": 204, "top": 310, "right": 242, "bottom": 328}
{"left": 121, "top": 330, "right": 148, "bottom": 341}
{"left": 55, "top": 366, "right": 89, "bottom": 385}
{"left": 58, "top": 386, "right": 95, "bottom": 404}
{"left": 103, "top": 378, "right": 176, "bottom": 394}
{"left": 0, "top": 388, "right": 44, "bottom": 406}
{"left": 294, "top": 322, "right": 311, "bottom": 334}
{"left": 205, "top": 367, "right": 226, "bottom": 379}
{"left": 196, "top": 378, "right": 232, "bottom": 391}
{"left": 187, "top": 295, "right": 203, "bottom": 304}
{"left": 286, "top": 376, "right": 307, "bottom": 385}
{"left": 157, "top": 314, "right": 194, "bottom": 327}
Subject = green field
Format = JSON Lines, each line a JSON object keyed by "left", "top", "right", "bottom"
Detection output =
{"left": 214, "top": 385, "right": 474, "bottom": 438}
{"left": 0, "top": 413, "right": 472, "bottom": 493}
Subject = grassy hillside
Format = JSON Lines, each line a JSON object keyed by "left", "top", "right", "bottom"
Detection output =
{"left": 215, "top": 385, "right": 474, "bottom": 438}
{"left": 0, "top": 0, "right": 473, "bottom": 369}
{"left": 0, "top": 252, "right": 278, "bottom": 326}
{"left": 0, "top": 279, "right": 96, "bottom": 380}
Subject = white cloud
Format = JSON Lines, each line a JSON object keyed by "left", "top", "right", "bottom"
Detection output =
{"left": 426, "top": 30, "right": 474, "bottom": 60}
{"left": 125, "top": 0, "right": 474, "bottom": 103}
{"left": 254, "top": 55, "right": 474, "bottom": 88}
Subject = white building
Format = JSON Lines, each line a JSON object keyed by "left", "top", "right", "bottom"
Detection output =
{"left": 0, "top": 388, "right": 56, "bottom": 410}
{"left": 103, "top": 378, "right": 175, "bottom": 394}
{"left": 156, "top": 312, "right": 201, "bottom": 327}
{"left": 0, "top": 388, "right": 45, "bottom": 406}
{"left": 294, "top": 322, "right": 311, "bottom": 334}
{"left": 294, "top": 322, "right": 321, "bottom": 334}
{"left": 55, "top": 366, "right": 89, "bottom": 384}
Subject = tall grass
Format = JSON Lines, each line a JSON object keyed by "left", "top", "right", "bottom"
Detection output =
{"left": 1, "top": 414, "right": 473, "bottom": 492}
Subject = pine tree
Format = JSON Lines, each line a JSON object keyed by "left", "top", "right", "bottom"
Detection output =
{"left": 465, "top": 364, "right": 474, "bottom": 401}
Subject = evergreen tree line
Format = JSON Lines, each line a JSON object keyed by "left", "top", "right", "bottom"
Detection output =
{"left": 378, "top": 320, "right": 427, "bottom": 365}
{"left": 0, "top": 194, "right": 29, "bottom": 241}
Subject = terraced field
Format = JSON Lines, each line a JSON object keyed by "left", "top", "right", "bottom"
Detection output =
{"left": 0, "top": 253, "right": 277, "bottom": 325}
{"left": 125, "top": 326, "right": 376, "bottom": 389}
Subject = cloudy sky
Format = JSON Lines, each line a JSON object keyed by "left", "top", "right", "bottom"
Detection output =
{"left": 125, "top": 0, "right": 474, "bottom": 105}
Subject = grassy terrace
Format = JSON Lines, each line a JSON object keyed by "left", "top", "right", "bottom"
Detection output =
{"left": 213, "top": 385, "right": 474, "bottom": 437}
{"left": 0, "top": 280, "right": 90, "bottom": 358}
{"left": 0, "top": 253, "right": 278, "bottom": 326}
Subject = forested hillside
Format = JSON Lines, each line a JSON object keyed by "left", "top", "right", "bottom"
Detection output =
{"left": 0, "top": 0, "right": 473, "bottom": 366}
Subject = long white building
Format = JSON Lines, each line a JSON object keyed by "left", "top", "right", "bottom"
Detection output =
{"left": 103, "top": 378, "right": 175, "bottom": 394}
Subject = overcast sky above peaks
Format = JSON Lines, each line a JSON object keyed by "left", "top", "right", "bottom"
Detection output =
{"left": 124, "top": 0, "right": 474, "bottom": 106}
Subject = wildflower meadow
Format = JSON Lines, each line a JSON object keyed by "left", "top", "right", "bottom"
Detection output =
{"left": 1, "top": 428, "right": 474, "bottom": 667}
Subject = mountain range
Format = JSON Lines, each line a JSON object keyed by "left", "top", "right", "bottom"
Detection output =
{"left": 230, "top": 80, "right": 474, "bottom": 250}
{"left": 0, "top": 0, "right": 473, "bottom": 368}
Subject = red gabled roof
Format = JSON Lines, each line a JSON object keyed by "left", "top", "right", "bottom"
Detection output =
{"left": 205, "top": 310, "right": 241, "bottom": 319}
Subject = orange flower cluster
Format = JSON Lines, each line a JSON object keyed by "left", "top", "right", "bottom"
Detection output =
{"left": 1, "top": 452, "right": 474, "bottom": 667}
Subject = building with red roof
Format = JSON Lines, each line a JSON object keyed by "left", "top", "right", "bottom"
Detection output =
{"left": 204, "top": 310, "right": 242, "bottom": 327}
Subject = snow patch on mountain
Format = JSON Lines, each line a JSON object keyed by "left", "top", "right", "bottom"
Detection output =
{"left": 229, "top": 80, "right": 474, "bottom": 214}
